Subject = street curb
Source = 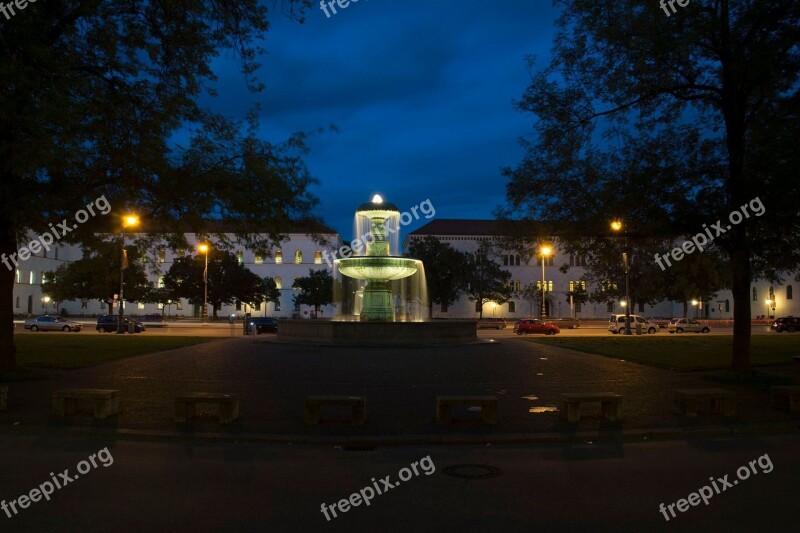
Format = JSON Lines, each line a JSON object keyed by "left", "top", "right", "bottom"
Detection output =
{"left": 1, "top": 422, "right": 798, "bottom": 447}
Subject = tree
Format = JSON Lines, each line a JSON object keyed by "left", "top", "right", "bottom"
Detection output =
{"left": 520, "top": 283, "right": 541, "bottom": 317}
{"left": 0, "top": 1, "right": 317, "bottom": 372}
{"left": 43, "top": 242, "right": 151, "bottom": 309}
{"left": 406, "top": 236, "right": 469, "bottom": 317}
{"left": 164, "top": 251, "right": 265, "bottom": 318}
{"left": 464, "top": 243, "right": 513, "bottom": 318}
{"left": 502, "top": 1, "right": 800, "bottom": 371}
{"left": 293, "top": 270, "right": 333, "bottom": 317}
{"left": 262, "top": 277, "right": 281, "bottom": 315}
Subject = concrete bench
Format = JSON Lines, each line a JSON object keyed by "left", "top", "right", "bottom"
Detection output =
{"left": 560, "top": 393, "right": 622, "bottom": 423}
{"left": 771, "top": 386, "right": 800, "bottom": 412}
{"left": 175, "top": 393, "right": 239, "bottom": 424}
{"left": 436, "top": 395, "right": 498, "bottom": 425}
{"left": 674, "top": 388, "right": 735, "bottom": 417}
{"left": 52, "top": 389, "right": 119, "bottom": 419}
{"left": 0, "top": 385, "right": 7, "bottom": 411}
{"left": 305, "top": 396, "right": 366, "bottom": 425}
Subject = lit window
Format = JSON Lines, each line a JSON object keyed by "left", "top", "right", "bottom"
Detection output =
{"left": 752, "top": 287, "right": 757, "bottom": 301}
{"left": 509, "top": 301, "right": 516, "bottom": 313}
{"left": 275, "top": 250, "right": 283, "bottom": 264}
{"left": 138, "top": 303, "right": 145, "bottom": 310}
{"left": 314, "top": 251, "right": 322, "bottom": 264}
{"left": 295, "top": 251, "right": 302, "bottom": 264}
{"left": 275, "top": 277, "right": 282, "bottom": 290}
{"left": 157, "top": 276, "right": 165, "bottom": 289}
{"left": 15, "top": 270, "right": 20, "bottom": 283}
{"left": 157, "top": 248, "right": 166, "bottom": 263}
{"left": 548, "top": 281, "right": 553, "bottom": 292}
{"left": 236, "top": 251, "right": 244, "bottom": 264}
{"left": 255, "top": 254, "right": 264, "bottom": 264}
{"left": 29, "top": 271, "right": 35, "bottom": 284}
{"left": 41, "top": 273, "right": 47, "bottom": 285}
{"left": 275, "top": 301, "right": 281, "bottom": 312}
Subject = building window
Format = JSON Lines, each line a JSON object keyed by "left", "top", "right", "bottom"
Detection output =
{"left": 569, "top": 254, "right": 575, "bottom": 267}
{"left": 275, "top": 250, "right": 283, "bottom": 264}
{"left": 254, "top": 302, "right": 261, "bottom": 311}
{"left": 294, "top": 250, "right": 302, "bottom": 264}
{"left": 314, "top": 251, "right": 323, "bottom": 264}
{"left": 725, "top": 299, "right": 730, "bottom": 312}
{"left": 475, "top": 301, "right": 481, "bottom": 312}
{"left": 607, "top": 302, "right": 614, "bottom": 313}
{"left": 275, "top": 300, "right": 281, "bottom": 312}
{"left": 157, "top": 248, "right": 166, "bottom": 263}
{"left": 515, "top": 280, "right": 521, "bottom": 292}
{"left": 509, "top": 301, "right": 516, "bottom": 313}
{"left": 535, "top": 256, "right": 555, "bottom": 267}
{"left": 275, "top": 277, "right": 282, "bottom": 290}
{"left": 787, "top": 285, "right": 793, "bottom": 300}
{"left": 15, "top": 296, "right": 20, "bottom": 308}
{"left": 41, "top": 273, "right": 47, "bottom": 285}
{"left": 157, "top": 276, "right": 165, "bottom": 289}
{"left": 569, "top": 280, "right": 586, "bottom": 292}
{"left": 752, "top": 287, "right": 757, "bottom": 301}
{"left": 15, "top": 270, "right": 20, "bottom": 284}
{"left": 29, "top": 271, "right": 35, "bottom": 284}
{"left": 638, "top": 302, "right": 644, "bottom": 312}
{"left": 157, "top": 303, "right": 164, "bottom": 310}
{"left": 138, "top": 303, "right": 145, "bottom": 310}
{"left": 236, "top": 300, "right": 242, "bottom": 311}
{"left": 575, "top": 302, "right": 582, "bottom": 313}
{"left": 440, "top": 303, "right": 448, "bottom": 313}
{"left": 548, "top": 281, "right": 553, "bottom": 292}
{"left": 236, "top": 251, "right": 244, "bottom": 264}
{"left": 255, "top": 254, "right": 264, "bottom": 264}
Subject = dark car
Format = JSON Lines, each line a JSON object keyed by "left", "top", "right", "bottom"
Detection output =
{"left": 138, "top": 314, "right": 167, "bottom": 327}
{"left": 550, "top": 317, "right": 581, "bottom": 329}
{"left": 771, "top": 316, "right": 800, "bottom": 333}
{"left": 96, "top": 315, "right": 145, "bottom": 333}
{"left": 477, "top": 318, "right": 506, "bottom": 330}
{"left": 513, "top": 319, "right": 560, "bottom": 336}
{"left": 248, "top": 317, "right": 278, "bottom": 334}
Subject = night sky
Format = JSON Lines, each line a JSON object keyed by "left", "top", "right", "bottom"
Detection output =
{"left": 204, "top": 0, "right": 560, "bottom": 242}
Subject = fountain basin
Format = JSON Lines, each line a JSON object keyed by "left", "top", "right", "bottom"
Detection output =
{"left": 337, "top": 256, "right": 419, "bottom": 281}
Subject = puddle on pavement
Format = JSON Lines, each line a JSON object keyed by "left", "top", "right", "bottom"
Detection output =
{"left": 529, "top": 406, "right": 559, "bottom": 413}
{"left": 539, "top": 357, "right": 548, "bottom": 360}
{"left": 536, "top": 372, "right": 544, "bottom": 376}
{"left": 521, "top": 395, "right": 539, "bottom": 401}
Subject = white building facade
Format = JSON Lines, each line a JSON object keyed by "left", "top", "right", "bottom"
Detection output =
{"left": 406, "top": 219, "right": 799, "bottom": 321}
{"left": 12, "top": 231, "right": 342, "bottom": 319}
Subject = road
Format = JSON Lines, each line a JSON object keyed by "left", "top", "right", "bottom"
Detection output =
{"left": 0, "top": 432, "right": 797, "bottom": 532}
{"left": 12, "top": 322, "right": 779, "bottom": 337}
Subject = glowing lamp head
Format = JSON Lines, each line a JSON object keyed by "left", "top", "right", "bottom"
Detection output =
{"left": 610, "top": 220, "right": 622, "bottom": 232}
{"left": 540, "top": 245, "right": 553, "bottom": 257}
{"left": 198, "top": 244, "right": 209, "bottom": 253}
{"left": 691, "top": 299, "right": 699, "bottom": 306}
{"left": 372, "top": 194, "right": 383, "bottom": 204}
{"left": 123, "top": 215, "right": 139, "bottom": 228}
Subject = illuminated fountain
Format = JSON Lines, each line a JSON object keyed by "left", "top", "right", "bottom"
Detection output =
{"left": 277, "top": 194, "right": 476, "bottom": 344}
{"left": 334, "top": 194, "right": 425, "bottom": 321}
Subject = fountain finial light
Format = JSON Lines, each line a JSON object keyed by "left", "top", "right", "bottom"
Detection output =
{"left": 372, "top": 194, "right": 383, "bottom": 204}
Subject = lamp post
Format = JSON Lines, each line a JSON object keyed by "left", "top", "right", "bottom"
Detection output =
{"left": 198, "top": 243, "right": 209, "bottom": 323}
{"left": 117, "top": 215, "right": 139, "bottom": 334}
{"left": 539, "top": 245, "right": 552, "bottom": 319}
{"left": 611, "top": 220, "right": 631, "bottom": 335}
{"left": 765, "top": 298, "right": 772, "bottom": 320}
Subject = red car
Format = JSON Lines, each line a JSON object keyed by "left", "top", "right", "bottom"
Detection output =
{"left": 513, "top": 319, "right": 560, "bottom": 336}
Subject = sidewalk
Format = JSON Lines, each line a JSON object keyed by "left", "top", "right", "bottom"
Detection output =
{"left": 1, "top": 336, "right": 798, "bottom": 443}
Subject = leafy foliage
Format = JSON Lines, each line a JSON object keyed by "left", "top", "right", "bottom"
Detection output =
{"left": 406, "top": 236, "right": 469, "bottom": 316}
{"left": 293, "top": 270, "right": 334, "bottom": 315}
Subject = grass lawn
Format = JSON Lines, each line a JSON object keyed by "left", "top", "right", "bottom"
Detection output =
{"left": 9, "top": 335, "right": 223, "bottom": 369}
{"left": 523, "top": 335, "right": 800, "bottom": 371}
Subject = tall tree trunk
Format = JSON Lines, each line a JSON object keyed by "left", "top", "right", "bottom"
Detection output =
{"left": 0, "top": 212, "right": 18, "bottom": 373}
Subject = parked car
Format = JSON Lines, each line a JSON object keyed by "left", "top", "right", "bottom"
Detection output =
{"left": 771, "top": 316, "right": 800, "bottom": 333}
{"left": 477, "top": 318, "right": 506, "bottom": 330}
{"left": 96, "top": 315, "right": 145, "bottom": 333}
{"left": 667, "top": 318, "right": 710, "bottom": 334}
{"left": 549, "top": 317, "right": 581, "bottom": 329}
{"left": 138, "top": 314, "right": 167, "bottom": 324}
{"left": 646, "top": 317, "right": 672, "bottom": 329}
{"left": 248, "top": 317, "right": 278, "bottom": 334}
{"left": 23, "top": 315, "right": 82, "bottom": 332}
{"left": 608, "top": 314, "right": 658, "bottom": 334}
{"left": 513, "top": 319, "right": 560, "bottom": 335}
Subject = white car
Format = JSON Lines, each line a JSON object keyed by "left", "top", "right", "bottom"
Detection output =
{"left": 608, "top": 314, "right": 658, "bottom": 334}
{"left": 667, "top": 318, "right": 710, "bottom": 333}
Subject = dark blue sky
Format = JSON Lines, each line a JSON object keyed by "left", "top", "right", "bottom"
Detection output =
{"left": 207, "top": 0, "right": 560, "bottom": 241}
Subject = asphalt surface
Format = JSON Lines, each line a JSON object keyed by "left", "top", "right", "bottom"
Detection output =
{"left": 0, "top": 433, "right": 797, "bottom": 532}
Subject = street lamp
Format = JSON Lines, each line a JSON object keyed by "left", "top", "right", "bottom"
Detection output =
{"left": 539, "top": 245, "right": 552, "bottom": 319}
{"left": 118, "top": 214, "right": 139, "bottom": 333}
{"left": 764, "top": 298, "right": 772, "bottom": 320}
{"left": 198, "top": 243, "right": 210, "bottom": 323}
{"left": 610, "top": 220, "right": 631, "bottom": 335}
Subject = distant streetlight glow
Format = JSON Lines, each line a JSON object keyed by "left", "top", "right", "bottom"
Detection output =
{"left": 539, "top": 245, "right": 552, "bottom": 319}
{"left": 610, "top": 219, "right": 631, "bottom": 334}
{"left": 199, "top": 243, "right": 210, "bottom": 322}
{"left": 610, "top": 220, "right": 622, "bottom": 232}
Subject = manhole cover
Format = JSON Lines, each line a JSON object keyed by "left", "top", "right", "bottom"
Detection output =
{"left": 442, "top": 464, "right": 503, "bottom": 480}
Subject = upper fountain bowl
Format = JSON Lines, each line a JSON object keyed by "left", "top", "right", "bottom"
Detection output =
{"left": 336, "top": 256, "right": 419, "bottom": 281}
{"left": 356, "top": 195, "right": 400, "bottom": 219}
